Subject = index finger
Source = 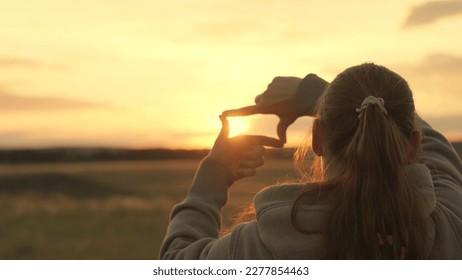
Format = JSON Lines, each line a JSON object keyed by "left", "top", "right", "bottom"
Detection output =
{"left": 222, "top": 105, "right": 261, "bottom": 117}
{"left": 232, "top": 135, "right": 284, "bottom": 148}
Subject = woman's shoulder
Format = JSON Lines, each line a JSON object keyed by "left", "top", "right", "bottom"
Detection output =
{"left": 254, "top": 182, "right": 313, "bottom": 202}
{"left": 253, "top": 182, "right": 331, "bottom": 214}
{"left": 255, "top": 181, "right": 333, "bottom": 200}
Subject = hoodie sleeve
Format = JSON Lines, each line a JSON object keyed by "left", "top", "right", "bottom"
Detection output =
{"left": 159, "top": 157, "right": 233, "bottom": 259}
{"left": 159, "top": 157, "right": 273, "bottom": 259}
{"left": 416, "top": 116, "right": 462, "bottom": 217}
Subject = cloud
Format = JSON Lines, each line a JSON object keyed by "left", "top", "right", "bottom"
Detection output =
{"left": 410, "top": 53, "right": 462, "bottom": 74}
{"left": 396, "top": 53, "right": 462, "bottom": 80}
{"left": 393, "top": 52, "right": 462, "bottom": 125}
{"left": 0, "top": 91, "right": 103, "bottom": 112}
{"left": 0, "top": 129, "right": 156, "bottom": 149}
{"left": 403, "top": 1, "right": 462, "bottom": 27}
{"left": 0, "top": 58, "right": 41, "bottom": 68}
{"left": 0, "top": 56, "right": 69, "bottom": 71}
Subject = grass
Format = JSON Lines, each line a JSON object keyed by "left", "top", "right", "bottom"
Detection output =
{"left": 0, "top": 159, "right": 297, "bottom": 259}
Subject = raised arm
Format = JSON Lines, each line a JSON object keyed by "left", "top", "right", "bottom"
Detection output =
{"left": 416, "top": 116, "right": 462, "bottom": 216}
{"left": 160, "top": 116, "right": 275, "bottom": 259}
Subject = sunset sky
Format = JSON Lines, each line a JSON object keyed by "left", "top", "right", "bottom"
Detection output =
{"left": 1, "top": 0, "right": 461, "bottom": 149}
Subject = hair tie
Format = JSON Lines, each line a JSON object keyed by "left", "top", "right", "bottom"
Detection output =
{"left": 355, "top": 96, "right": 388, "bottom": 119}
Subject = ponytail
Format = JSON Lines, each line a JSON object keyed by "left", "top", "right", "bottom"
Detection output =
{"left": 326, "top": 101, "right": 426, "bottom": 259}
{"left": 294, "top": 63, "right": 428, "bottom": 259}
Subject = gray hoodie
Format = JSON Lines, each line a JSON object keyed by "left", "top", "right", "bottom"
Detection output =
{"left": 160, "top": 94, "right": 462, "bottom": 260}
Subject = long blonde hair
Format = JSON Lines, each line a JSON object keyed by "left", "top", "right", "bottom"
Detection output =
{"left": 293, "top": 63, "right": 428, "bottom": 259}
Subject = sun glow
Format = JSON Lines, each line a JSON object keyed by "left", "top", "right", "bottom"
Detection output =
{"left": 228, "top": 117, "right": 249, "bottom": 138}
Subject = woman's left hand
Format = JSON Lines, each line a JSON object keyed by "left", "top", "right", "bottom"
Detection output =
{"left": 208, "top": 115, "right": 282, "bottom": 183}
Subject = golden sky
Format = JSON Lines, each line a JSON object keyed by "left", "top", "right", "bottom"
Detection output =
{"left": 0, "top": 0, "right": 461, "bottom": 149}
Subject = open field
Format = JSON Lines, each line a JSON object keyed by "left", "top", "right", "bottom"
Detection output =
{"left": 0, "top": 159, "right": 297, "bottom": 259}
{"left": 1, "top": 142, "right": 460, "bottom": 259}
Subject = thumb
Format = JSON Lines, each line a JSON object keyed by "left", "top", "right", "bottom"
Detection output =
{"left": 218, "top": 115, "right": 229, "bottom": 140}
{"left": 277, "top": 122, "right": 288, "bottom": 144}
{"left": 277, "top": 116, "right": 297, "bottom": 144}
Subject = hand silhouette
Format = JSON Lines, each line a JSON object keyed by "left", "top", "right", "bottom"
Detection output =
{"left": 208, "top": 115, "right": 282, "bottom": 182}
{"left": 222, "top": 75, "right": 328, "bottom": 146}
{"left": 222, "top": 77, "right": 302, "bottom": 146}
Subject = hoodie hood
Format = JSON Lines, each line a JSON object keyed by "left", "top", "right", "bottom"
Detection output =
{"left": 254, "top": 163, "right": 436, "bottom": 259}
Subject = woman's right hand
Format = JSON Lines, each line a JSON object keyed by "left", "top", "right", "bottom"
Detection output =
{"left": 208, "top": 115, "right": 281, "bottom": 183}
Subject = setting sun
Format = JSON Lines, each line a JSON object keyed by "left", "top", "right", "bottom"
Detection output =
{"left": 228, "top": 117, "right": 249, "bottom": 138}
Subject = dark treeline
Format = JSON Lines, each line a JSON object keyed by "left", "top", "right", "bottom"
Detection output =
{"left": 0, "top": 142, "right": 460, "bottom": 164}
{"left": 0, "top": 147, "right": 298, "bottom": 164}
